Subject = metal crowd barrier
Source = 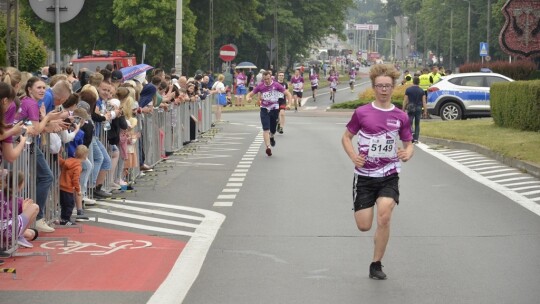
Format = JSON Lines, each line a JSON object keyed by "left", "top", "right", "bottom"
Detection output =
{"left": 0, "top": 97, "right": 213, "bottom": 261}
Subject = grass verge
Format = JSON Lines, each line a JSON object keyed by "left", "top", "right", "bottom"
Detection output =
{"left": 421, "top": 119, "right": 540, "bottom": 165}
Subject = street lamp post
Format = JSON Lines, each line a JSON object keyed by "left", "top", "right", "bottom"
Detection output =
{"left": 449, "top": 7, "right": 453, "bottom": 70}
{"left": 463, "top": 0, "right": 471, "bottom": 63}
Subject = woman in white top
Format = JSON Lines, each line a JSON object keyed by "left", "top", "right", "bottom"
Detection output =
{"left": 211, "top": 74, "right": 226, "bottom": 122}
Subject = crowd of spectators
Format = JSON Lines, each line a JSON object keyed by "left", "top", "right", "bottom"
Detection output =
{"left": 0, "top": 63, "right": 215, "bottom": 264}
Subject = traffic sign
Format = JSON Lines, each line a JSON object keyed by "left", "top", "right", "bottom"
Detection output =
{"left": 480, "top": 42, "right": 489, "bottom": 57}
{"left": 219, "top": 44, "right": 237, "bottom": 62}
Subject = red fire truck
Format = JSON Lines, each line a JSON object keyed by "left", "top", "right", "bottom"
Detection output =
{"left": 70, "top": 50, "right": 137, "bottom": 73}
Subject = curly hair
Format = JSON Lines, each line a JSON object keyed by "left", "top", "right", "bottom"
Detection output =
{"left": 369, "top": 64, "right": 401, "bottom": 87}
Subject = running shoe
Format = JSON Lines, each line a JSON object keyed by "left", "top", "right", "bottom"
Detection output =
{"left": 270, "top": 137, "right": 276, "bottom": 147}
{"left": 265, "top": 147, "right": 272, "bottom": 156}
{"left": 369, "top": 261, "right": 387, "bottom": 280}
{"left": 278, "top": 126, "right": 283, "bottom": 134}
{"left": 17, "top": 237, "right": 33, "bottom": 248}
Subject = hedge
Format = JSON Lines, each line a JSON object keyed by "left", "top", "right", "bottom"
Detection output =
{"left": 491, "top": 80, "right": 540, "bottom": 131}
{"left": 331, "top": 83, "right": 409, "bottom": 109}
{"left": 459, "top": 60, "right": 537, "bottom": 80}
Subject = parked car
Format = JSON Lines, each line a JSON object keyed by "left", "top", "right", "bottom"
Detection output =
{"left": 426, "top": 72, "right": 514, "bottom": 120}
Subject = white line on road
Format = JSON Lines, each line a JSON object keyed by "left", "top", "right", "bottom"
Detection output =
{"left": 417, "top": 143, "right": 540, "bottom": 217}
{"left": 148, "top": 206, "right": 225, "bottom": 304}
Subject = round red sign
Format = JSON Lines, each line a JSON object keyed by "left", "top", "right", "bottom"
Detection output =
{"left": 219, "top": 44, "right": 237, "bottom": 62}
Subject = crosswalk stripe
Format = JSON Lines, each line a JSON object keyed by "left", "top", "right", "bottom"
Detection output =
{"left": 90, "top": 217, "right": 194, "bottom": 237}
{"left": 96, "top": 201, "right": 204, "bottom": 221}
{"left": 90, "top": 208, "right": 200, "bottom": 229}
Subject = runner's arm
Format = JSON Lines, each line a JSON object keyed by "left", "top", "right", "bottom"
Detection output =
{"left": 342, "top": 129, "right": 365, "bottom": 168}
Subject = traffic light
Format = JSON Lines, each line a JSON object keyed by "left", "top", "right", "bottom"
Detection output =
{"left": 348, "top": 32, "right": 354, "bottom": 40}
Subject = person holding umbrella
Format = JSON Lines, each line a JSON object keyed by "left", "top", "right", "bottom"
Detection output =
{"left": 234, "top": 69, "right": 247, "bottom": 107}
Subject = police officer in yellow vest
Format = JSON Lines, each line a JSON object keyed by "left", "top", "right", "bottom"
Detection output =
{"left": 428, "top": 66, "right": 441, "bottom": 84}
{"left": 418, "top": 68, "right": 431, "bottom": 92}
{"left": 401, "top": 70, "right": 413, "bottom": 85}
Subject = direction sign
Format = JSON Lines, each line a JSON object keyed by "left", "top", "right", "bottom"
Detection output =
{"left": 479, "top": 42, "right": 489, "bottom": 57}
{"left": 219, "top": 44, "right": 237, "bottom": 62}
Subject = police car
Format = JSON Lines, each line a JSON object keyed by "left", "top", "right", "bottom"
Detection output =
{"left": 426, "top": 72, "right": 514, "bottom": 120}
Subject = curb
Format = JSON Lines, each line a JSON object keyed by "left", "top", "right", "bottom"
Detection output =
{"left": 421, "top": 136, "right": 540, "bottom": 179}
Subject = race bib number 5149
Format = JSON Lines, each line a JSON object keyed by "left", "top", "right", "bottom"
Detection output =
{"left": 368, "top": 137, "right": 396, "bottom": 158}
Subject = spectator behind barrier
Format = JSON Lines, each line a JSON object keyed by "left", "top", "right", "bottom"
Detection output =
{"left": 1, "top": 171, "right": 39, "bottom": 248}
{"left": 0, "top": 82, "right": 26, "bottom": 164}
{"left": 58, "top": 145, "right": 88, "bottom": 225}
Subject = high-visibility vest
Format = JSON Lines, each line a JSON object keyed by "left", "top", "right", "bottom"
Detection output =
{"left": 419, "top": 74, "right": 431, "bottom": 91}
{"left": 403, "top": 73, "right": 412, "bottom": 85}
{"left": 428, "top": 72, "right": 441, "bottom": 84}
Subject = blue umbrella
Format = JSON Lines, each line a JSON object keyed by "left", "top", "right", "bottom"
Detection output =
{"left": 235, "top": 62, "right": 257, "bottom": 69}
{"left": 120, "top": 64, "right": 154, "bottom": 80}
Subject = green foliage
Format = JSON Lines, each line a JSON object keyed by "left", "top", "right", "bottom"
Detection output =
{"left": 491, "top": 80, "right": 540, "bottom": 131}
{"left": 458, "top": 60, "right": 537, "bottom": 80}
{"left": 0, "top": 14, "right": 46, "bottom": 71}
{"left": 17, "top": 22, "right": 47, "bottom": 72}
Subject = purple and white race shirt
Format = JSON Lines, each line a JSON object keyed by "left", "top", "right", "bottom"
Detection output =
{"left": 309, "top": 74, "right": 319, "bottom": 87}
{"left": 349, "top": 69, "right": 357, "bottom": 80}
{"left": 346, "top": 102, "right": 412, "bottom": 177}
{"left": 327, "top": 75, "right": 338, "bottom": 88}
{"left": 236, "top": 72, "right": 247, "bottom": 88}
{"left": 252, "top": 81, "right": 286, "bottom": 110}
{"left": 290, "top": 75, "right": 304, "bottom": 92}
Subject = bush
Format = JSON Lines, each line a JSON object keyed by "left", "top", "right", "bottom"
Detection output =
{"left": 491, "top": 80, "right": 540, "bottom": 131}
{"left": 0, "top": 15, "right": 46, "bottom": 72}
{"left": 459, "top": 60, "right": 537, "bottom": 80}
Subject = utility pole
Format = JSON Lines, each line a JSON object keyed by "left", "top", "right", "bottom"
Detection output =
{"left": 450, "top": 8, "right": 453, "bottom": 71}
{"left": 175, "top": 0, "right": 183, "bottom": 75}
{"left": 209, "top": 0, "right": 214, "bottom": 72}
{"left": 487, "top": 0, "right": 491, "bottom": 54}
{"left": 274, "top": 0, "right": 278, "bottom": 69}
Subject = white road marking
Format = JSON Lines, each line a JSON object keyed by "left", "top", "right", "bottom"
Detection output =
{"left": 477, "top": 168, "right": 517, "bottom": 175}
{"left": 486, "top": 172, "right": 521, "bottom": 179}
{"left": 92, "top": 217, "right": 194, "bottom": 237}
{"left": 229, "top": 178, "right": 245, "bottom": 182}
{"left": 510, "top": 185, "right": 540, "bottom": 191}
{"left": 217, "top": 194, "right": 236, "bottom": 199}
{"left": 223, "top": 188, "right": 240, "bottom": 193}
{"left": 90, "top": 208, "right": 199, "bottom": 229}
{"left": 495, "top": 176, "right": 533, "bottom": 183}
{"left": 148, "top": 206, "right": 225, "bottom": 304}
{"left": 213, "top": 201, "right": 234, "bottom": 207}
{"left": 520, "top": 189, "right": 540, "bottom": 196}
{"left": 97, "top": 201, "right": 204, "bottom": 221}
{"left": 417, "top": 143, "right": 540, "bottom": 216}
{"left": 226, "top": 183, "right": 243, "bottom": 187}
{"left": 503, "top": 181, "right": 540, "bottom": 187}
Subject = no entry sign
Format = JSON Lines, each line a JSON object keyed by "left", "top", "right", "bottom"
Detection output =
{"left": 219, "top": 44, "right": 237, "bottom": 62}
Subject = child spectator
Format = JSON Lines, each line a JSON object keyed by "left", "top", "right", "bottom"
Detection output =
{"left": 1, "top": 171, "right": 39, "bottom": 248}
{"left": 58, "top": 145, "right": 88, "bottom": 225}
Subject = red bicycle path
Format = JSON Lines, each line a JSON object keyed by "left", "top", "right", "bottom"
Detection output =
{"left": 0, "top": 224, "right": 186, "bottom": 291}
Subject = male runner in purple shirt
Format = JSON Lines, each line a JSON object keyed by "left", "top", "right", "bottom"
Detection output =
{"left": 342, "top": 64, "right": 413, "bottom": 280}
{"left": 246, "top": 71, "right": 292, "bottom": 156}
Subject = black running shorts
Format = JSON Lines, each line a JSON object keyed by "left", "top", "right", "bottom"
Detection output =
{"left": 352, "top": 173, "right": 399, "bottom": 211}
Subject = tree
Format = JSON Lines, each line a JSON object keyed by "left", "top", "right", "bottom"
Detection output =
{"left": 0, "top": 13, "right": 46, "bottom": 72}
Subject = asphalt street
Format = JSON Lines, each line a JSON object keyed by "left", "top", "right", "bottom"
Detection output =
{"left": 2, "top": 78, "right": 539, "bottom": 304}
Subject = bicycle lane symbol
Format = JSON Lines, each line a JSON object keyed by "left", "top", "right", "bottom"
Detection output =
{"left": 41, "top": 240, "right": 152, "bottom": 256}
